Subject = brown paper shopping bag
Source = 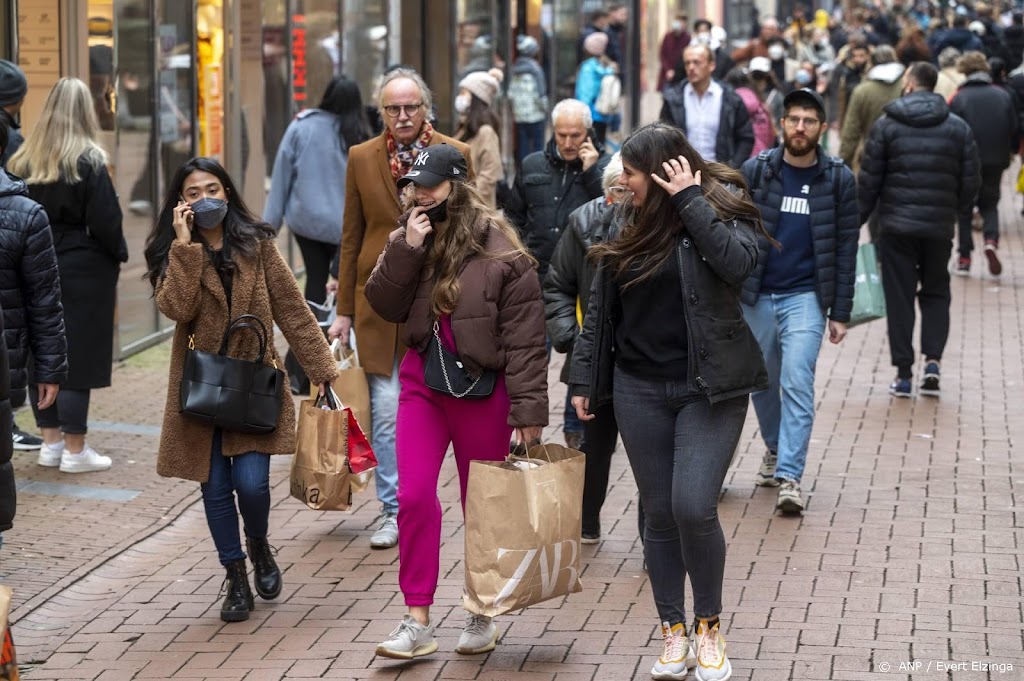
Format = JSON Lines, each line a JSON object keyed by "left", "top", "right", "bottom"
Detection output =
{"left": 330, "top": 338, "right": 372, "bottom": 442}
{"left": 463, "top": 443, "right": 585, "bottom": 616}
{"left": 290, "top": 388, "right": 370, "bottom": 511}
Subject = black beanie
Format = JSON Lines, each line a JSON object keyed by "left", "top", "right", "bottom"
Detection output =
{"left": 0, "top": 60, "right": 28, "bottom": 107}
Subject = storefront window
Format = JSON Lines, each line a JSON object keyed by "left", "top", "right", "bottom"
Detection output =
{"left": 456, "top": 1, "right": 497, "bottom": 80}
{"left": 342, "top": 0, "right": 388, "bottom": 104}
{"left": 0, "top": 2, "right": 13, "bottom": 60}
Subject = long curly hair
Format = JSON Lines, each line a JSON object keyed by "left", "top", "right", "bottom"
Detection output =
{"left": 402, "top": 181, "right": 535, "bottom": 316}
{"left": 590, "top": 122, "right": 766, "bottom": 288}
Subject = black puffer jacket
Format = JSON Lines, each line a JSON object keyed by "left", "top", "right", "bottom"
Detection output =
{"left": 569, "top": 188, "right": 768, "bottom": 409}
{"left": 505, "top": 137, "right": 610, "bottom": 279}
{"left": 660, "top": 80, "right": 755, "bottom": 168}
{"left": 0, "top": 302, "right": 14, "bottom": 533}
{"left": 543, "top": 197, "right": 620, "bottom": 383}
{"left": 858, "top": 91, "right": 981, "bottom": 239}
{"left": 740, "top": 147, "right": 860, "bottom": 323}
{"left": 0, "top": 170, "right": 69, "bottom": 401}
{"left": 949, "top": 73, "right": 1019, "bottom": 169}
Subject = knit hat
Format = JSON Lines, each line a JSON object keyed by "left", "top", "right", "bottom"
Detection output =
{"left": 583, "top": 31, "right": 609, "bottom": 57}
{"left": 0, "top": 60, "right": 27, "bottom": 107}
{"left": 517, "top": 34, "right": 540, "bottom": 58}
{"left": 459, "top": 71, "right": 500, "bottom": 106}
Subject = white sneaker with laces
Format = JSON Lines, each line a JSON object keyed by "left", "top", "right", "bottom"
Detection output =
{"left": 370, "top": 512, "right": 398, "bottom": 549}
{"left": 375, "top": 614, "right": 437, "bottom": 659}
{"left": 38, "top": 441, "right": 64, "bottom": 467}
{"left": 651, "top": 621, "right": 695, "bottom": 680}
{"left": 456, "top": 614, "right": 499, "bottom": 654}
{"left": 693, "top": 619, "right": 731, "bottom": 681}
{"left": 59, "top": 446, "right": 112, "bottom": 473}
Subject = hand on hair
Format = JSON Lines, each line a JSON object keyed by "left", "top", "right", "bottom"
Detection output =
{"left": 651, "top": 155, "right": 701, "bottom": 195}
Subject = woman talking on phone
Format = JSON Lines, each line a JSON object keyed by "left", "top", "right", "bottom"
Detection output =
{"left": 143, "top": 157, "right": 337, "bottom": 623}
{"left": 570, "top": 123, "right": 769, "bottom": 681}
{"left": 363, "top": 144, "right": 547, "bottom": 660}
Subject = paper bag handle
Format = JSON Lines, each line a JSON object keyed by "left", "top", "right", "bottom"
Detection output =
{"left": 330, "top": 337, "right": 361, "bottom": 369}
{"left": 507, "top": 440, "right": 553, "bottom": 465}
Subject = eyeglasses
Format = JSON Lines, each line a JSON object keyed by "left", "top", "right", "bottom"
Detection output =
{"left": 607, "top": 186, "right": 629, "bottom": 198}
{"left": 382, "top": 103, "right": 424, "bottom": 118}
{"left": 784, "top": 115, "right": 821, "bottom": 128}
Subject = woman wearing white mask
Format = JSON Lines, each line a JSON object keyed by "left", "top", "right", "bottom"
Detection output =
{"left": 454, "top": 71, "right": 504, "bottom": 207}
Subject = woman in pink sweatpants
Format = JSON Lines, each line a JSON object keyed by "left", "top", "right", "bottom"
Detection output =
{"left": 363, "top": 143, "right": 548, "bottom": 661}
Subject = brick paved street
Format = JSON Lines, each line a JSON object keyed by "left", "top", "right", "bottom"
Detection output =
{"left": 2, "top": 178, "right": 1023, "bottom": 680}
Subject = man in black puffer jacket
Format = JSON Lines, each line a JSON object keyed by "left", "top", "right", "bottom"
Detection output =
{"left": 0, "top": 294, "right": 12, "bottom": 544}
{"left": 859, "top": 62, "right": 980, "bottom": 399}
{"left": 0, "top": 121, "right": 68, "bottom": 464}
{"left": 505, "top": 98, "right": 610, "bottom": 282}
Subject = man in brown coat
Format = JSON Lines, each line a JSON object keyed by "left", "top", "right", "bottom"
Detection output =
{"left": 329, "top": 67, "right": 472, "bottom": 549}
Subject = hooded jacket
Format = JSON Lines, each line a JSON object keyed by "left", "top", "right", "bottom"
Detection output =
{"left": 660, "top": 80, "right": 755, "bottom": 168}
{"left": 858, "top": 91, "right": 980, "bottom": 240}
{"left": 839, "top": 61, "right": 906, "bottom": 169}
{"left": 504, "top": 137, "right": 610, "bottom": 279}
{"left": 0, "top": 171, "right": 68, "bottom": 403}
{"left": 949, "top": 73, "right": 1019, "bottom": 169}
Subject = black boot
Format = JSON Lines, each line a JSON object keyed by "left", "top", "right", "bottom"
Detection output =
{"left": 246, "top": 534, "right": 282, "bottom": 600}
{"left": 220, "top": 559, "right": 254, "bottom": 622}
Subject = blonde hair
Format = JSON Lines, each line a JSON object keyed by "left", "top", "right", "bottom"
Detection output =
{"left": 402, "top": 181, "right": 536, "bottom": 316}
{"left": 7, "top": 78, "right": 108, "bottom": 184}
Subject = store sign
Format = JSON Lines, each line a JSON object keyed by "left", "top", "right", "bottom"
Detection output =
{"left": 292, "top": 14, "right": 307, "bottom": 108}
{"left": 203, "top": 63, "right": 224, "bottom": 158}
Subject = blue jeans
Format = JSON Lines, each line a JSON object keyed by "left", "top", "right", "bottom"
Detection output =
{"left": 564, "top": 393, "right": 583, "bottom": 434}
{"left": 200, "top": 430, "right": 271, "bottom": 566}
{"left": 368, "top": 357, "right": 400, "bottom": 514}
{"left": 516, "top": 121, "right": 545, "bottom": 164}
{"left": 613, "top": 366, "right": 749, "bottom": 624}
{"left": 742, "top": 292, "right": 826, "bottom": 483}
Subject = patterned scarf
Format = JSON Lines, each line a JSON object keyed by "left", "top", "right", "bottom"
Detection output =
{"left": 386, "top": 121, "right": 435, "bottom": 181}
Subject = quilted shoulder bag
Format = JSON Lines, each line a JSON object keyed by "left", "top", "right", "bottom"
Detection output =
{"left": 424, "top": 320, "right": 497, "bottom": 399}
{"left": 179, "top": 314, "right": 285, "bottom": 434}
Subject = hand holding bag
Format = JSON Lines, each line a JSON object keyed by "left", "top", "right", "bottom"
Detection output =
{"left": 179, "top": 314, "right": 285, "bottom": 434}
{"left": 321, "top": 338, "right": 373, "bottom": 441}
{"left": 463, "top": 442, "right": 585, "bottom": 616}
{"left": 424, "top": 320, "right": 497, "bottom": 399}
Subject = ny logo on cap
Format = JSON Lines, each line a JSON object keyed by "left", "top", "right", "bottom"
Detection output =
{"left": 414, "top": 151, "right": 430, "bottom": 166}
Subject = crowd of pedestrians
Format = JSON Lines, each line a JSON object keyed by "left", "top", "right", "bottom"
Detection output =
{"left": 1, "top": 0, "right": 1022, "bottom": 677}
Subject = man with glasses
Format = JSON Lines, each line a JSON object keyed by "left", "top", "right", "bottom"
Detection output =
{"left": 329, "top": 68, "right": 471, "bottom": 549}
{"left": 739, "top": 89, "right": 859, "bottom": 514}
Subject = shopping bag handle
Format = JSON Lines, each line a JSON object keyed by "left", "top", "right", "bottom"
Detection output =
{"left": 330, "top": 337, "right": 361, "bottom": 369}
{"left": 314, "top": 384, "right": 346, "bottom": 411}
{"left": 508, "top": 439, "right": 550, "bottom": 464}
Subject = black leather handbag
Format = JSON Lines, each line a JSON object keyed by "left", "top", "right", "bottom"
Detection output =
{"left": 179, "top": 314, "right": 285, "bottom": 434}
{"left": 424, "top": 321, "right": 497, "bottom": 400}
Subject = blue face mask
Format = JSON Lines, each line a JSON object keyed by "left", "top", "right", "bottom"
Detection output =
{"left": 191, "top": 197, "right": 228, "bottom": 229}
{"left": 795, "top": 70, "right": 813, "bottom": 86}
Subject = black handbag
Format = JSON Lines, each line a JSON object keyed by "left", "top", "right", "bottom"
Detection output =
{"left": 424, "top": 321, "right": 497, "bottom": 399}
{"left": 179, "top": 314, "right": 285, "bottom": 434}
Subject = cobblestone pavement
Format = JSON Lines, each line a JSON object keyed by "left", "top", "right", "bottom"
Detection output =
{"left": 2, "top": 178, "right": 1023, "bottom": 680}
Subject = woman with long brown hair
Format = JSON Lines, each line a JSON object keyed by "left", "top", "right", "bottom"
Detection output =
{"left": 570, "top": 122, "right": 768, "bottom": 681}
{"left": 363, "top": 144, "right": 547, "bottom": 660}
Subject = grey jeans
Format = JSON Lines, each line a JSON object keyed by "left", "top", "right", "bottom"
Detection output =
{"left": 612, "top": 366, "right": 748, "bottom": 624}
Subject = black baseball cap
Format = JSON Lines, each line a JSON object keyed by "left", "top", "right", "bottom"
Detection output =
{"left": 783, "top": 88, "right": 827, "bottom": 120}
{"left": 397, "top": 144, "right": 469, "bottom": 189}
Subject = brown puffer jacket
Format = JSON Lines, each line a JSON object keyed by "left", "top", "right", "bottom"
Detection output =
{"left": 364, "top": 216, "right": 548, "bottom": 428}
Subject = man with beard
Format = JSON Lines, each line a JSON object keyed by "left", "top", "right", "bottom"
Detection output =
{"left": 740, "top": 89, "right": 859, "bottom": 514}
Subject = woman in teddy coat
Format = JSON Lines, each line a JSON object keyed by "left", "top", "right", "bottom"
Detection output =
{"left": 143, "top": 157, "right": 337, "bottom": 623}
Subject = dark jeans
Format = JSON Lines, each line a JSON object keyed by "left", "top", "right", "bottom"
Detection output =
{"left": 200, "top": 430, "right": 271, "bottom": 566}
{"left": 581, "top": 401, "right": 618, "bottom": 535}
{"left": 613, "top": 366, "right": 748, "bottom": 624}
{"left": 877, "top": 234, "right": 952, "bottom": 378}
{"left": 293, "top": 234, "right": 338, "bottom": 305}
{"left": 516, "top": 121, "right": 546, "bottom": 164}
{"left": 32, "top": 387, "right": 90, "bottom": 434}
{"left": 958, "top": 165, "right": 1003, "bottom": 256}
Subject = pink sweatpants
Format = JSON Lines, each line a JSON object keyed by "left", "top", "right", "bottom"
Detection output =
{"left": 396, "top": 317, "right": 513, "bottom": 607}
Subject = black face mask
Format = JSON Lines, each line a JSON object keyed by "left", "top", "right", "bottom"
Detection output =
{"left": 423, "top": 199, "right": 449, "bottom": 225}
{"left": 191, "top": 197, "right": 229, "bottom": 229}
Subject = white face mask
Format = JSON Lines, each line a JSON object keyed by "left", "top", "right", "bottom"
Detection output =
{"left": 694, "top": 32, "right": 711, "bottom": 44}
{"left": 455, "top": 94, "right": 471, "bottom": 114}
{"left": 768, "top": 44, "right": 786, "bottom": 61}
{"left": 672, "top": 21, "right": 684, "bottom": 32}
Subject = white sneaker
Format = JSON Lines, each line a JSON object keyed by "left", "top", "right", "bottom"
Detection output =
{"left": 375, "top": 614, "right": 437, "bottom": 659}
{"left": 59, "top": 446, "right": 112, "bottom": 473}
{"left": 456, "top": 614, "right": 499, "bottom": 654}
{"left": 651, "top": 621, "right": 695, "bottom": 680}
{"left": 370, "top": 513, "right": 398, "bottom": 549}
{"left": 38, "top": 441, "right": 64, "bottom": 467}
{"left": 693, "top": 619, "right": 732, "bottom": 681}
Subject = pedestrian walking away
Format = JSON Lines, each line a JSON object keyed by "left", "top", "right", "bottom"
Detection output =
{"left": 143, "top": 157, "right": 338, "bottom": 623}
{"left": 544, "top": 152, "right": 631, "bottom": 544}
{"left": 8, "top": 77, "right": 127, "bottom": 474}
{"left": 570, "top": 122, "right": 769, "bottom": 681}
{"left": 363, "top": 143, "right": 547, "bottom": 660}
{"left": 740, "top": 88, "right": 859, "bottom": 515}
{"left": 858, "top": 62, "right": 981, "bottom": 398}
{"left": 327, "top": 67, "right": 473, "bottom": 550}
{"left": 264, "top": 75, "right": 371, "bottom": 395}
